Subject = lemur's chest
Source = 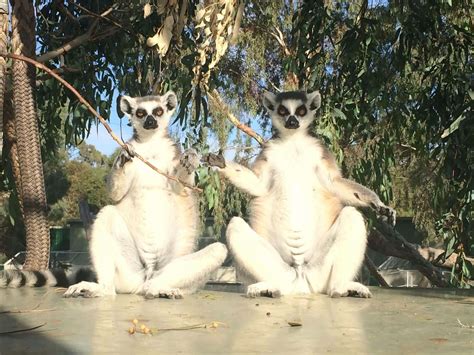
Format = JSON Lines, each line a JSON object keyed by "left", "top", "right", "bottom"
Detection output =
{"left": 252, "top": 138, "right": 335, "bottom": 264}
{"left": 131, "top": 139, "right": 178, "bottom": 188}
{"left": 123, "top": 139, "right": 180, "bottom": 246}
{"left": 266, "top": 138, "right": 323, "bottom": 188}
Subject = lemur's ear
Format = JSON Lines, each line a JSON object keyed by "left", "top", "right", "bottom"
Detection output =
{"left": 262, "top": 91, "right": 277, "bottom": 113}
{"left": 307, "top": 91, "right": 321, "bottom": 111}
{"left": 162, "top": 91, "right": 177, "bottom": 111}
{"left": 118, "top": 95, "right": 135, "bottom": 117}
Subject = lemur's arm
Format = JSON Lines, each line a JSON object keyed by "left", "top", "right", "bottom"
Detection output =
{"left": 316, "top": 146, "right": 396, "bottom": 225}
{"left": 107, "top": 144, "right": 135, "bottom": 202}
{"left": 202, "top": 152, "right": 270, "bottom": 197}
{"left": 171, "top": 148, "right": 200, "bottom": 196}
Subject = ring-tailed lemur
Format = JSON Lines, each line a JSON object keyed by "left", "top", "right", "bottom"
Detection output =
{"left": 203, "top": 90, "right": 395, "bottom": 298}
{"left": 1, "top": 92, "right": 228, "bottom": 299}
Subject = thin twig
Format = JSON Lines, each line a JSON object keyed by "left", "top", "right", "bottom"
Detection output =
{"left": 0, "top": 323, "right": 46, "bottom": 335}
{"left": 149, "top": 321, "right": 225, "bottom": 333}
{"left": 67, "top": 1, "right": 132, "bottom": 35}
{"left": 69, "top": 1, "right": 126, "bottom": 34}
{"left": 0, "top": 53, "right": 201, "bottom": 193}
{"left": 208, "top": 89, "right": 265, "bottom": 146}
{"left": 154, "top": 323, "right": 219, "bottom": 332}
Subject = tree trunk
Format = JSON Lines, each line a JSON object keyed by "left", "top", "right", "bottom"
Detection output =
{"left": 11, "top": 0, "right": 50, "bottom": 270}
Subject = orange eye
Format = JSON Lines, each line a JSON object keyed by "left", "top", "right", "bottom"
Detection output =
{"left": 153, "top": 107, "right": 164, "bottom": 116}
{"left": 136, "top": 109, "right": 146, "bottom": 118}
{"left": 296, "top": 105, "right": 307, "bottom": 116}
{"left": 277, "top": 105, "right": 289, "bottom": 116}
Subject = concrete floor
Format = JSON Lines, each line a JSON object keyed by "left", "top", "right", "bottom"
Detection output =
{"left": 0, "top": 286, "right": 473, "bottom": 354}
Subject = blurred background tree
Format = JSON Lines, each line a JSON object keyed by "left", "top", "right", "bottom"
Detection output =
{"left": 0, "top": 0, "right": 471, "bottom": 285}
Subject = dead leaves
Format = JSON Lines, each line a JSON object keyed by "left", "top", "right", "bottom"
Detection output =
{"left": 144, "top": 1, "right": 179, "bottom": 57}
{"left": 146, "top": 15, "right": 175, "bottom": 56}
{"left": 142, "top": 0, "right": 241, "bottom": 81}
{"left": 192, "top": 0, "right": 240, "bottom": 86}
{"left": 143, "top": 3, "right": 152, "bottom": 19}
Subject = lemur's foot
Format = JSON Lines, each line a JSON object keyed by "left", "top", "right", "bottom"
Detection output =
{"left": 376, "top": 204, "right": 397, "bottom": 226}
{"left": 180, "top": 148, "right": 200, "bottom": 174}
{"left": 329, "top": 282, "right": 372, "bottom": 298}
{"left": 116, "top": 143, "right": 135, "bottom": 168}
{"left": 63, "top": 281, "right": 115, "bottom": 298}
{"left": 139, "top": 281, "right": 184, "bottom": 299}
{"left": 247, "top": 282, "right": 281, "bottom": 298}
{"left": 144, "top": 287, "right": 184, "bottom": 300}
{"left": 201, "top": 152, "right": 226, "bottom": 169}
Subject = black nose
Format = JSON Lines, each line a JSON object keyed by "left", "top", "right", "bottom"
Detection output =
{"left": 285, "top": 115, "right": 300, "bottom": 129}
{"left": 143, "top": 115, "right": 158, "bottom": 130}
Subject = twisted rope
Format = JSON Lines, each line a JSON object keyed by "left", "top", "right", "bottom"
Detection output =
{"left": 2, "top": 1, "right": 25, "bottom": 219}
{"left": 11, "top": 0, "right": 50, "bottom": 270}
{"left": 0, "top": 0, "right": 7, "bottom": 126}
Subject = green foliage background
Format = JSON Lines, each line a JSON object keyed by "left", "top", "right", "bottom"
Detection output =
{"left": 0, "top": 0, "right": 472, "bottom": 286}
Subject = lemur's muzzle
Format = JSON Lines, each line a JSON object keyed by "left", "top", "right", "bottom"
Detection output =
{"left": 143, "top": 115, "right": 158, "bottom": 130}
{"left": 285, "top": 115, "right": 300, "bottom": 129}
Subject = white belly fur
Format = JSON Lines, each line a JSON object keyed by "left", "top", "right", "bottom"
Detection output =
{"left": 115, "top": 139, "right": 195, "bottom": 267}
{"left": 250, "top": 136, "right": 338, "bottom": 266}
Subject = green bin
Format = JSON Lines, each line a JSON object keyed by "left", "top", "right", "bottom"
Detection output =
{"left": 50, "top": 226, "right": 70, "bottom": 251}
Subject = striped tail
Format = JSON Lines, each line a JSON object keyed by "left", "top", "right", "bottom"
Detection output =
{"left": 0, "top": 268, "right": 97, "bottom": 288}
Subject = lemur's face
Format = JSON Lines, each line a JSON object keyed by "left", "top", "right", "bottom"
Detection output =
{"left": 118, "top": 91, "right": 177, "bottom": 135}
{"left": 262, "top": 91, "right": 321, "bottom": 135}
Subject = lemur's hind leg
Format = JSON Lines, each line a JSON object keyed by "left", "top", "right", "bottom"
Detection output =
{"left": 141, "top": 242, "right": 227, "bottom": 299}
{"left": 64, "top": 206, "right": 145, "bottom": 298}
{"left": 226, "top": 217, "right": 295, "bottom": 298}
{"left": 305, "top": 206, "right": 370, "bottom": 298}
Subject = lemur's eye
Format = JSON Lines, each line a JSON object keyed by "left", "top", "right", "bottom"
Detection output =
{"left": 153, "top": 107, "right": 164, "bottom": 116}
{"left": 277, "top": 105, "right": 289, "bottom": 116}
{"left": 136, "top": 109, "right": 146, "bottom": 118}
{"left": 296, "top": 105, "right": 307, "bottom": 116}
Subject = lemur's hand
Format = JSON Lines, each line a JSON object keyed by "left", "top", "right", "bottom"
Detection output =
{"left": 116, "top": 143, "right": 135, "bottom": 168}
{"left": 180, "top": 148, "right": 200, "bottom": 174}
{"left": 374, "top": 203, "right": 397, "bottom": 226}
{"left": 201, "top": 152, "right": 226, "bottom": 169}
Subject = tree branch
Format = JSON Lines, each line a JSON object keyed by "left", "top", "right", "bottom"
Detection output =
{"left": 0, "top": 53, "right": 201, "bottom": 193}
{"left": 208, "top": 89, "right": 265, "bottom": 146}
{"left": 367, "top": 222, "right": 450, "bottom": 288}
{"left": 364, "top": 252, "right": 390, "bottom": 287}
{"left": 37, "top": 7, "right": 116, "bottom": 63}
{"left": 67, "top": 1, "right": 132, "bottom": 35}
{"left": 417, "top": 246, "right": 474, "bottom": 270}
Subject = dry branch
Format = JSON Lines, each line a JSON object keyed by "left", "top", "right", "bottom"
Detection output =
{"left": 364, "top": 253, "right": 389, "bottom": 287}
{"left": 417, "top": 246, "right": 474, "bottom": 269}
{"left": 367, "top": 222, "right": 450, "bottom": 287}
{"left": 0, "top": 53, "right": 201, "bottom": 193}
{"left": 208, "top": 89, "right": 265, "bottom": 146}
